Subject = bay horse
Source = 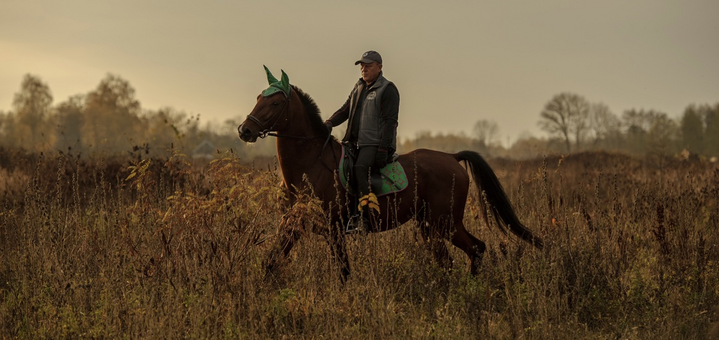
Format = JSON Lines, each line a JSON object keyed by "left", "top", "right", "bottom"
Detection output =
{"left": 238, "top": 69, "right": 542, "bottom": 283}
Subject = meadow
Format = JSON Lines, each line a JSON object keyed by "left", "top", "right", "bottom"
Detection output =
{"left": 0, "top": 146, "right": 717, "bottom": 339}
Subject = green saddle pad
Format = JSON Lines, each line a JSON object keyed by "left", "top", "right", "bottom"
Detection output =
{"left": 339, "top": 146, "right": 408, "bottom": 197}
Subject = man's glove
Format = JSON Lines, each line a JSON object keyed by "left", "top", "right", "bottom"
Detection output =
{"left": 323, "top": 121, "right": 333, "bottom": 135}
{"left": 375, "top": 148, "right": 389, "bottom": 169}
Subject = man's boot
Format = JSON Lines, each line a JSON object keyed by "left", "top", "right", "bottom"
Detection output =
{"left": 345, "top": 206, "right": 369, "bottom": 234}
{"left": 346, "top": 193, "right": 377, "bottom": 233}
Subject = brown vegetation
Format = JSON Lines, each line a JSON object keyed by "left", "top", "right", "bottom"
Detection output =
{"left": 0, "top": 147, "right": 718, "bottom": 339}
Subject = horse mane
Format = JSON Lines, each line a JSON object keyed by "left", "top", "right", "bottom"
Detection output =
{"left": 292, "top": 85, "right": 330, "bottom": 138}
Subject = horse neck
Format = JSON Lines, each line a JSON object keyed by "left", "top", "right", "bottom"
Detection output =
{"left": 275, "top": 99, "right": 331, "bottom": 188}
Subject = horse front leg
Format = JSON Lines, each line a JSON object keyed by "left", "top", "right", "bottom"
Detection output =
{"left": 327, "top": 219, "right": 351, "bottom": 284}
{"left": 263, "top": 215, "right": 302, "bottom": 281}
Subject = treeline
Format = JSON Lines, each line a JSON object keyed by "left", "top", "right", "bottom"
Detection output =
{"left": 2, "top": 74, "right": 717, "bottom": 161}
{"left": 534, "top": 92, "right": 719, "bottom": 158}
{"left": 0, "top": 74, "right": 275, "bottom": 160}
{"left": 401, "top": 93, "right": 719, "bottom": 160}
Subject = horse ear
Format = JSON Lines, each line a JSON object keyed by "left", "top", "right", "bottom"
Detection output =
{"left": 280, "top": 70, "right": 290, "bottom": 88}
{"left": 264, "top": 65, "right": 278, "bottom": 85}
{"left": 280, "top": 70, "right": 291, "bottom": 96}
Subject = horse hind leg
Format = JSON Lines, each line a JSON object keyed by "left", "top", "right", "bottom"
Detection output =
{"left": 449, "top": 222, "right": 486, "bottom": 275}
{"left": 420, "top": 221, "right": 453, "bottom": 270}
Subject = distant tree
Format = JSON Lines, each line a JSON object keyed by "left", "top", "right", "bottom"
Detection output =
{"left": 0, "top": 111, "right": 17, "bottom": 147}
{"left": 622, "top": 109, "right": 650, "bottom": 131}
{"left": 622, "top": 109, "right": 657, "bottom": 155}
{"left": 141, "top": 107, "right": 186, "bottom": 149}
{"left": 647, "top": 112, "right": 679, "bottom": 155}
{"left": 178, "top": 114, "right": 203, "bottom": 150}
{"left": 538, "top": 92, "right": 589, "bottom": 152}
{"left": 398, "top": 130, "right": 474, "bottom": 153}
{"left": 620, "top": 109, "right": 679, "bottom": 156}
{"left": 53, "top": 94, "right": 85, "bottom": 153}
{"left": 12, "top": 74, "right": 53, "bottom": 150}
{"left": 506, "top": 134, "right": 564, "bottom": 159}
{"left": 83, "top": 74, "right": 142, "bottom": 154}
{"left": 472, "top": 119, "right": 499, "bottom": 147}
{"left": 588, "top": 102, "right": 621, "bottom": 150}
{"left": 415, "top": 130, "right": 432, "bottom": 140}
{"left": 680, "top": 105, "right": 704, "bottom": 154}
{"left": 705, "top": 104, "right": 719, "bottom": 157}
{"left": 624, "top": 125, "right": 648, "bottom": 155}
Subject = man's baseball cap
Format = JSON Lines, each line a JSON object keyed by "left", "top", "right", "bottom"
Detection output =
{"left": 354, "top": 50, "right": 382, "bottom": 65}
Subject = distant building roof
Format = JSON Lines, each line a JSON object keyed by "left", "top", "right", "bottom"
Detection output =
{"left": 192, "top": 140, "right": 215, "bottom": 159}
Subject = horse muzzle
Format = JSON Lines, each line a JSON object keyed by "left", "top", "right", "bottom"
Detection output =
{"left": 238, "top": 123, "right": 258, "bottom": 143}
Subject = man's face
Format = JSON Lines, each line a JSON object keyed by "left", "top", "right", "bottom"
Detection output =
{"left": 360, "top": 62, "right": 382, "bottom": 84}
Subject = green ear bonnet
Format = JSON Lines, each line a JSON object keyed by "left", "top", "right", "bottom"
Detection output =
{"left": 262, "top": 65, "right": 291, "bottom": 97}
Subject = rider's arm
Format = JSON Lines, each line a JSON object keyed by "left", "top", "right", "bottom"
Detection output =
{"left": 378, "top": 83, "right": 400, "bottom": 152}
{"left": 326, "top": 97, "right": 350, "bottom": 127}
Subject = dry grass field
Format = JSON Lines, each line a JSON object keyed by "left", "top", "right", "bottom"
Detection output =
{"left": 1, "top": 147, "right": 718, "bottom": 339}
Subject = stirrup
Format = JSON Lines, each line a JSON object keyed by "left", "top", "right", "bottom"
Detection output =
{"left": 345, "top": 214, "right": 369, "bottom": 234}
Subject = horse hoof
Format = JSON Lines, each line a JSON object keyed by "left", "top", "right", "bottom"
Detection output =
{"left": 470, "top": 255, "right": 483, "bottom": 275}
{"left": 340, "top": 268, "right": 351, "bottom": 285}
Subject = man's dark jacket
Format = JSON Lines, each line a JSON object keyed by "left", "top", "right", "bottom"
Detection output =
{"left": 328, "top": 73, "right": 399, "bottom": 152}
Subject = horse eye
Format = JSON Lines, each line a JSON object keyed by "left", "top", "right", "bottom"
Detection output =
{"left": 272, "top": 101, "right": 280, "bottom": 106}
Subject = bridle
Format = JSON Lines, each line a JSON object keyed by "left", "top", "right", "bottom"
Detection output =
{"left": 242, "top": 93, "right": 323, "bottom": 141}
{"left": 240, "top": 92, "right": 336, "bottom": 168}
{"left": 242, "top": 94, "right": 292, "bottom": 139}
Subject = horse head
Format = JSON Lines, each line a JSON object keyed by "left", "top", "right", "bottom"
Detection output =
{"left": 238, "top": 66, "right": 292, "bottom": 143}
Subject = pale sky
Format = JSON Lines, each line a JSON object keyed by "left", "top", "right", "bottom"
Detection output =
{"left": 2, "top": 0, "right": 718, "bottom": 144}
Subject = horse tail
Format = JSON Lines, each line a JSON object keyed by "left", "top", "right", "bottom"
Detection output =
{"left": 455, "top": 151, "right": 544, "bottom": 249}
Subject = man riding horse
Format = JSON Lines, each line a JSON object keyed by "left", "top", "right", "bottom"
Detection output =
{"left": 238, "top": 63, "right": 543, "bottom": 283}
{"left": 324, "top": 50, "right": 400, "bottom": 233}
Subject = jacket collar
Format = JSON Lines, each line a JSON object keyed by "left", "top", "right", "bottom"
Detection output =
{"left": 357, "top": 72, "right": 386, "bottom": 90}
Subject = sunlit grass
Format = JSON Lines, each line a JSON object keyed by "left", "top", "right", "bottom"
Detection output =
{"left": 0, "top": 148, "right": 717, "bottom": 339}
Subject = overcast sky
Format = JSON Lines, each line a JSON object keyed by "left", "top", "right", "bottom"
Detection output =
{"left": 2, "top": 0, "right": 718, "bottom": 144}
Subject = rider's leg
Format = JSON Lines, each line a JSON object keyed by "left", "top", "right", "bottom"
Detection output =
{"left": 348, "top": 146, "right": 377, "bottom": 232}
{"left": 354, "top": 147, "right": 376, "bottom": 194}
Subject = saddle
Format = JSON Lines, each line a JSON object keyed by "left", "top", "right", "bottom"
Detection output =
{"left": 338, "top": 144, "right": 408, "bottom": 197}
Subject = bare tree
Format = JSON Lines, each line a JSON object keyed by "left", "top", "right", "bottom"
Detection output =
{"left": 622, "top": 109, "right": 678, "bottom": 155}
{"left": 706, "top": 104, "right": 719, "bottom": 157}
{"left": 53, "top": 94, "right": 85, "bottom": 153}
{"left": 472, "top": 119, "right": 499, "bottom": 147}
{"left": 538, "top": 92, "right": 589, "bottom": 152}
{"left": 589, "top": 102, "right": 621, "bottom": 149}
{"left": 647, "top": 112, "right": 679, "bottom": 154}
{"left": 83, "top": 74, "right": 142, "bottom": 153}
{"left": 680, "top": 105, "right": 704, "bottom": 154}
{"left": 12, "top": 74, "right": 53, "bottom": 150}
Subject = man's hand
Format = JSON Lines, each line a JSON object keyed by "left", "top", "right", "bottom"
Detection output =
{"left": 375, "top": 148, "right": 389, "bottom": 169}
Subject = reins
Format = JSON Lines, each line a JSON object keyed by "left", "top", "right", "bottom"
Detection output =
{"left": 246, "top": 93, "right": 337, "bottom": 169}
{"left": 263, "top": 132, "right": 320, "bottom": 140}
{"left": 264, "top": 130, "right": 336, "bottom": 170}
